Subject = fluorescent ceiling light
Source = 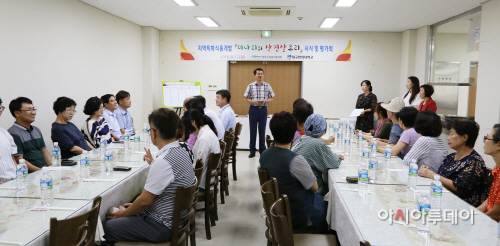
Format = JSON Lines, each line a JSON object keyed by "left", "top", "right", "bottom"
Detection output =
{"left": 319, "top": 18, "right": 340, "bottom": 28}
{"left": 172, "top": 0, "right": 197, "bottom": 6}
{"left": 196, "top": 17, "right": 220, "bottom": 27}
{"left": 335, "top": 0, "right": 358, "bottom": 7}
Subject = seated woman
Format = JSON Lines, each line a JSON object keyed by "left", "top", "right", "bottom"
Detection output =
{"left": 418, "top": 84, "right": 437, "bottom": 112}
{"left": 81, "top": 97, "right": 116, "bottom": 148}
{"left": 419, "top": 120, "right": 489, "bottom": 207}
{"left": 51, "top": 97, "right": 92, "bottom": 159}
{"left": 363, "top": 103, "right": 393, "bottom": 141}
{"left": 291, "top": 114, "right": 342, "bottom": 196}
{"left": 182, "top": 109, "right": 220, "bottom": 190}
{"left": 292, "top": 104, "right": 313, "bottom": 145}
{"left": 391, "top": 107, "right": 420, "bottom": 158}
{"left": 403, "top": 111, "right": 447, "bottom": 172}
{"left": 478, "top": 124, "right": 500, "bottom": 221}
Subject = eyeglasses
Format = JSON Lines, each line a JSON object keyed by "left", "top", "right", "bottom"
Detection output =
{"left": 147, "top": 128, "right": 156, "bottom": 135}
{"left": 19, "top": 108, "right": 37, "bottom": 113}
{"left": 484, "top": 136, "right": 494, "bottom": 143}
{"left": 65, "top": 109, "right": 77, "bottom": 114}
{"left": 0, "top": 106, "right": 5, "bottom": 112}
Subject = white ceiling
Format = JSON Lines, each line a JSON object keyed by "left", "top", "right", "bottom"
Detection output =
{"left": 80, "top": 0, "right": 485, "bottom": 32}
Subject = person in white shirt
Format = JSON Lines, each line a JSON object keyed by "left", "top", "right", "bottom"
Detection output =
{"left": 215, "top": 89, "right": 236, "bottom": 132}
{"left": 193, "top": 95, "right": 225, "bottom": 140}
{"left": 101, "top": 94, "right": 123, "bottom": 140}
{"left": 0, "top": 97, "right": 17, "bottom": 184}
{"left": 182, "top": 109, "right": 220, "bottom": 190}
{"left": 402, "top": 76, "right": 423, "bottom": 108}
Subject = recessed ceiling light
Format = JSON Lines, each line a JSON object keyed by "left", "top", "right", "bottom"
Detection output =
{"left": 319, "top": 18, "right": 340, "bottom": 28}
{"left": 196, "top": 17, "right": 220, "bottom": 27}
{"left": 172, "top": 0, "right": 197, "bottom": 7}
{"left": 334, "top": 0, "right": 358, "bottom": 7}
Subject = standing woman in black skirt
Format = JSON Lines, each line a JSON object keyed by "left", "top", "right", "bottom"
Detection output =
{"left": 355, "top": 80, "right": 378, "bottom": 133}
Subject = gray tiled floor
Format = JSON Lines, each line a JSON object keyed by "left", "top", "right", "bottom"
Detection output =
{"left": 194, "top": 150, "right": 268, "bottom": 246}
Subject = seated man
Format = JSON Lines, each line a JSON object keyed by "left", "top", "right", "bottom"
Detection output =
{"left": 215, "top": 89, "right": 236, "bottom": 132}
{"left": 8, "top": 97, "right": 52, "bottom": 172}
{"left": 0, "top": 97, "right": 18, "bottom": 184}
{"left": 103, "top": 108, "right": 196, "bottom": 245}
{"left": 376, "top": 97, "right": 405, "bottom": 152}
{"left": 101, "top": 94, "right": 124, "bottom": 140}
{"left": 115, "top": 90, "right": 135, "bottom": 135}
{"left": 259, "top": 111, "right": 328, "bottom": 234}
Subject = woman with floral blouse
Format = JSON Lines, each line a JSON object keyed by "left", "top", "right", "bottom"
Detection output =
{"left": 355, "top": 80, "right": 377, "bottom": 133}
{"left": 418, "top": 119, "right": 489, "bottom": 207}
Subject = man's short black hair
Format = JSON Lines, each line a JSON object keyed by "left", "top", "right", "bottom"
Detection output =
{"left": 293, "top": 105, "right": 314, "bottom": 125}
{"left": 254, "top": 68, "right": 264, "bottom": 75}
{"left": 83, "top": 97, "right": 103, "bottom": 116}
{"left": 9, "top": 97, "right": 33, "bottom": 118}
{"left": 447, "top": 119, "right": 480, "bottom": 148}
{"left": 116, "top": 90, "right": 130, "bottom": 104}
{"left": 420, "top": 84, "right": 435, "bottom": 98}
{"left": 101, "top": 94, "right": 114, "bottom": 105}
{"left": 186, "top": 98, "right": 204, "bottom": 113}
{"left": 53, "top": 97, "right": 77, "bottom": 115}
{"left": 292, "top": 98, "right": 307, "bottom": 109}
{"left": 216, "top": 89, "right": 231, "bottom": 103}
{"left": 396, "top": 106, "right": 419, "bottom": 128}
{"left": 414, "top": 110, "right": 442, "bottom": 137}
{"left": 148, "top": 108, "right": 179, "bottom": 140}
{"left": 270, "top": 111, "right": 297, "bottom": 145}
{"left": 194, "top": 95, "right": 206, "bottom": 108}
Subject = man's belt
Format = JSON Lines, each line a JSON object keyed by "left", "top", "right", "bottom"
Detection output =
{"left": 250, "top": 105, "right": 267, "bottom": 109}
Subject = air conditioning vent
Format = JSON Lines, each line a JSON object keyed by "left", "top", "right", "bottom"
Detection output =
{"left": 238, "top": 6, "right": 294, "bottom": 17}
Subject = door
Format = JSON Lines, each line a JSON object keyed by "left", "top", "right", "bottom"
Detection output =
{"left": 468, "top": 62, "right": 478, "bottom": 117}
{"left": 228, "top": 61, "right": 301, "bottom": 115}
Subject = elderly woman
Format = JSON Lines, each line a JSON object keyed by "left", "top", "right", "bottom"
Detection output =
{"left": 81, "top": 96, "right": 116, "bottom": 148}
{"left": 291, "top": 114, "right": 342, "bottom": 196}
{"left": 418, "top": 84, "right": 437, "bottom": 112}
{"left": 419, "top": 120, "right": 489, "bottom": 207}
{"left": 478, "top": 124, "right": 500, "bottom": 221}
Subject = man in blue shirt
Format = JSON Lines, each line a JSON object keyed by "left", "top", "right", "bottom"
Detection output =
{"left": 215, "top": 89, "right": 236, "bottom": 132}
{"left": 101, "top": 94, "right": 124, "bottom": 140}
{"left": 115, "top": 90, "right": 135, "bottom": 135}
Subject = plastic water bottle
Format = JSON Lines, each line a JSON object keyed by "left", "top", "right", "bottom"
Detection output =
{"left": 142, "top": 123, "right": 148, "bottom": 141}
{"left": 105, "top": 146, "right": 114, "bottom": 175}
{"left": 370, "top": 139, "right": 377, "bottom": 151}
{"left": 383, "top": 145, "right": 392, "bottom": 169}
{"left": 100, "top": 138, "right": 107, "bottom": 160}
{"left": 408, "top": 159, "right": 418, "bottom": 190}
{"left": 337, "top": 127, "right": 344, "bottom": 150}
{"left": 16, "top": 159, "right": 28, "bottom": 192}
{"left": 329, "top": 121, "right": 334, "bottom": 137}
{"left": 124, "top": 130, "right": 130, "bottom": 150}
{"left": 80, "top": 151, "right": 90, "bottom": 179}
{"left": 358, "top": 162, "right": 369, "bottom": 196}
{"left": 362, "top": 143, "right": 370, "bottom": 161}
{"left": 333, "top": 124, "right": 339, "bottom": 148}
{"left": 134, "top": 131, "right": 140, "bottom": 150}
{"left": 40, "top": 168, "right": 54, "bottom": 206}
{"left": 418, "top": 191, "right": 431, "bottom": 233}
{"left": 344, "top": 138, "right": 351, "bottom": 154}
{"left": 368, "top": 150, "right": 378, "bottom": 182}
{"left": 52, "top": 142, "right": 60, "bottom": 167}
{"left": 430, "top": 175, "right": 442, "bottom": 211}
{"left": 357, "top": 131, "right": 363, "bottom": 150}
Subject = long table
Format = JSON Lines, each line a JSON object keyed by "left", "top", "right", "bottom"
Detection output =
{"left": 326, "top": 144, "right": 498, "bottom": 246}
{"left": 0, "top": 142, "right": 157, "bottom": 246}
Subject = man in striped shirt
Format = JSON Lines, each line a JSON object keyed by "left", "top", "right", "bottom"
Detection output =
{"left": 244, "top": 68, "right": 275, "bottom": 158}
{"left": 103, "top": 108, "right": 195, "bottom": 245}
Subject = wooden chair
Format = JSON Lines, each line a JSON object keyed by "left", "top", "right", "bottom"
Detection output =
{"left": 258, "top": 165, "right": 270, "bottom": 186}
{"left": 228, "top": 122, "right": 242, "bottom": 181}
{"left": 195, "top": 153, "right": 221, "bottom": 240}
{"left": 213, "top": 140, "right": 226, "bottom": 221}
{"left": 261, "top": 178, "right": 280, "bottom": 246}
{"left": 187, "top": 159, "right": 204, "bottom": 246}
{"left": 49, "top": 196, "right": 101, "bottom": 246}
{"left": 219, "top": 132, "right": 234, "bottom": 204}
{"left": 266, "top": 135, "right": 274, "bottom": 148}
{"left": 116, "top": 183, "right": 197, "bottom": 246}
{"left": 360, "top": 241, "right": 372, "bottom": 246}
{"left": 269, "top": 195, "right": 337, "bottom": 246}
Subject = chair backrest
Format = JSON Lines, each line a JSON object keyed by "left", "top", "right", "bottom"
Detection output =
{"left": 170, "top": 183, "right": 198, "bottom": 246}
{"left": 269, "top": 195, "right": 294, "bottom": 246}
{"left": 223, "top": 133, "right": 235, "bottom": 160}
{"left": 232, "top": 123, "right": 243, "bottom": 150}
{"left": 219, "top": 140, "right": 226, "bottom": 162}
{"left": 49, "top": 196, "right": 102, "bottom": 246}
{"left": 194, "top": 159, "right": 205, "bottom": 188}
{"left": 204, "top": 153, "right": 222, "bottom": 191}
{"left": 257, "top": 165, "right": 270, "bottom": 186}
{"left": 266, "top": 135, "right": 274, "bottom": 148}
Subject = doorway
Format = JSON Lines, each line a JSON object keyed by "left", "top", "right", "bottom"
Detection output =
{"left": 228, "top": 61, "right": 302, "bottom": 115}
{"left": 468, "top": 61, "right": 478, "bottom": 117}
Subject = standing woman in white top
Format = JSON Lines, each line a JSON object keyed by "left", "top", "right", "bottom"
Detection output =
{"left": 182, "top": 109, "right": 220, "bottom": 190}
{"left": 0, "top": 97, "right": 18, "bottom": 183}
{"left": 402, "top": 76, "right": 423, "bottom": 108}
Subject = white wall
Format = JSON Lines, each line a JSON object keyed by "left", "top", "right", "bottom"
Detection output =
{"left": 142, "top": 27, "right": 160, "bottom": 124}
{"left": 159, "top": 31, "right": 402, "bottom": 118}
{"left": 399, "top": 30, "right": 417, "bottom": 96}
{"left": 0, "top": 0, "right": 143, "bottom": 151}
{"left": 475, "top": 0, "right": 500, "bottom": 168}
